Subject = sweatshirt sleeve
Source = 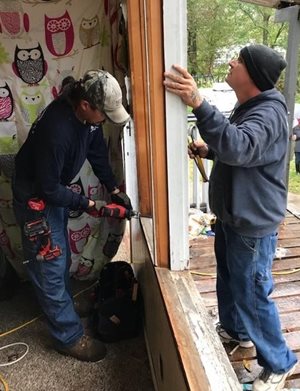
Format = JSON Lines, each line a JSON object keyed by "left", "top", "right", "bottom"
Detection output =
{"left": 192, "top": 99, "right": 287, "bottom": 167}
{"left": 86, "top": 127, "right": 117, "bottom": 192}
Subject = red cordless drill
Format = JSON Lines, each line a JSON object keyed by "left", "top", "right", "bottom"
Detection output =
{"left": 99, "top": 203, "right": 139, "bottom": 219}
{"left": 24, "top": 198, "right": 62, "bottom": 262}
{"left": 88, "top": 202, "right": 139, "bottom": 220}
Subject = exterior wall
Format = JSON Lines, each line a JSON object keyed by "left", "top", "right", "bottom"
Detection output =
{"left": 135, "top": 218, "right": 189, "bottom": 391}
{"left": 138, "top": 218, "right": 241, "bottom": 391}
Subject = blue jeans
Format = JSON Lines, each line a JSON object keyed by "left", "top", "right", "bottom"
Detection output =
{"left": 13, "top": 200, "right": 83, "bottom": 346}
{"left": 215, "top": 220, "right": 297, "bottom": 373}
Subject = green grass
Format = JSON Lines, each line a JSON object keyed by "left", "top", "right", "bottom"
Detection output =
{"left": 288, "top": 158, "right": 300, "bottom": 194}
{"left": 189, "top": 157, "right": 300, "bottom": 195}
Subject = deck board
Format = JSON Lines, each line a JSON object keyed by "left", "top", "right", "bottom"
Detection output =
{"left": 190, "top": 210, "right": 300, "bottom": 387}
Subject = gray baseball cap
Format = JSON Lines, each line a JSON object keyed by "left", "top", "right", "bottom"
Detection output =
{"left": 82, "top": 70, "right": 130, "bottom": 125}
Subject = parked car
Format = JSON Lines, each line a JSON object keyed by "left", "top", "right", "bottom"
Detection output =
{"left": 294, "top": 103, "right": 300, "bottom": 120}
{"left": 187, "top": 82, "right": 237, "bottom": 125}
{"left": 291, "top": 104, "right": 300, "bottom": 128}
{"left": 201, "top": 82, "right": 237, "bottom": 118}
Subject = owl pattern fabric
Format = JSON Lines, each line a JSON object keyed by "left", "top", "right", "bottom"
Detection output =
{"left": 0, "top": 0, "right": 128, "bottom": 279}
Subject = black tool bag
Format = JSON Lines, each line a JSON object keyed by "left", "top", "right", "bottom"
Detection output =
{"left": 91, "top": 261, "right": 143, "bottom": 342}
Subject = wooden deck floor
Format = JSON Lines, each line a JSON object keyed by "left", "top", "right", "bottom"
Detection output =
{"left": 189, "top": 210, "right": 300, "bottom": 388}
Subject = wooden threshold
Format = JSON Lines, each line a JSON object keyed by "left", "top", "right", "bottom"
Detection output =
{"left": 189, "top": 210, "right": 300, "bottom": 388}
{"left": 155, "top": 268, "right": 240, "bottom": 391}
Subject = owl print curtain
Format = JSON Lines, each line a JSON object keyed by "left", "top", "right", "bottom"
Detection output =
{"left": 0, "top": 0, "right": 129, "bottom": 280}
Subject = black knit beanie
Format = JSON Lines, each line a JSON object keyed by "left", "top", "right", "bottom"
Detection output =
{"left": 240, "top": 44, "right": 287, "bottom": 91}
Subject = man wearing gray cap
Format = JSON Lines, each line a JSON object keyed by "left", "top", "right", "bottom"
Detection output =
{"left": 12, "top": 70, "right": 132, "bottom": 362}
{"left": 164, "top": 44, "right": 297, "bottom": 390}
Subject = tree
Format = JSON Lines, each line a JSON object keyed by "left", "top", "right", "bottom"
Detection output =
{"left": 187, "top": 0, "right": 288, "bottom": 83}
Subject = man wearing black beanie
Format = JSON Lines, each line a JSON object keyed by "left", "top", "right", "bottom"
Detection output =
{"left": 164, "top": 44, "right": 297, "bottom": 391}
{"left": 240, "top": 44, "right": 287, "bottom": 91}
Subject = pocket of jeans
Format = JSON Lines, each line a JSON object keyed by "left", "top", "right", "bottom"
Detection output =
{"left": 240, "top": 235, "right": 257, "bottom": 252}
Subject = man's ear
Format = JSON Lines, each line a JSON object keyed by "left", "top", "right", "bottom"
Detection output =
{"left": 79, "top": 100, "right": 90, "bottom": 112}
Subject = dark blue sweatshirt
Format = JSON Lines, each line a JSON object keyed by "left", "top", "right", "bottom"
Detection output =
{"left": 193, "top": 89, "right": 288, "bottom": 237}
{"left": 14, "top": 97, "right": 117, "bottom": 210}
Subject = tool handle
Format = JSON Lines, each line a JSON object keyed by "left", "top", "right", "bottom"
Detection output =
{"left": 187, "top": 136, "right": 209, "bottom": 182}
{"left": 193, "top": 155, "right": 209, "bottom": 182}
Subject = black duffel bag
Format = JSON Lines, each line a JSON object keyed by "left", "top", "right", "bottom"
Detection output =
{"left": 91, "top": 261, "right": 143, "bottom": 342}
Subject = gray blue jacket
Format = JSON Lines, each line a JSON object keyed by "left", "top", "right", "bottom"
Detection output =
{"left": 193, "top": 89, "right": 288, "bottom": 237}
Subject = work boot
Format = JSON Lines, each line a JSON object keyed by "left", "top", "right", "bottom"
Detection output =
{"left": 56, "top": 335, "right": 107, "bottom": 362}
{"left": 252, "top": 362, "right": 297, "bottom": 391}
{"left": 216, "top": 323, "right": 254, "bottom": 348}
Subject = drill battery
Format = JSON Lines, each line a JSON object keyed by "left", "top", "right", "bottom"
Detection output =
{"left": 24, "top": 217, "right": 49, "bottom": 241}
{"left": 24, "top": 197, "right": 48, "bottom": 241}
{"left": 36, "top": 238, "right": 62, "bottom": 261}
{"left": 24, "top": 198, "right": 62, "bottom": 262}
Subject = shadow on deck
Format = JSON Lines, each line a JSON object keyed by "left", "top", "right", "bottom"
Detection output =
{"left": 189, "top": 210, "right": 300, "bottom": 388}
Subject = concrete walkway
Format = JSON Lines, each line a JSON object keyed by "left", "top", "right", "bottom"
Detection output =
{"left": 287, "top": 192, "right": 300, "bottom": 215}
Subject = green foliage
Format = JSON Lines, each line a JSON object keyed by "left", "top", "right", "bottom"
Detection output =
{"left": 187, "top": 0, "right": 300, "bottom": 101}
{"left": 187, "top": 0, "right": 288, "bottom": 80}
{"left": 187, "top": 0, "right": 300, "bottom": 191}
{"left": 289, "top": 159, "right": 300, "bottom": 194}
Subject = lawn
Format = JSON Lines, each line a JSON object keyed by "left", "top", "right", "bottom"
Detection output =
{"left": 189, "top": 157, "right": 300, "bottom": 197}
{"left": 288, "top": 158, "right": 300, "bottom": 195}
